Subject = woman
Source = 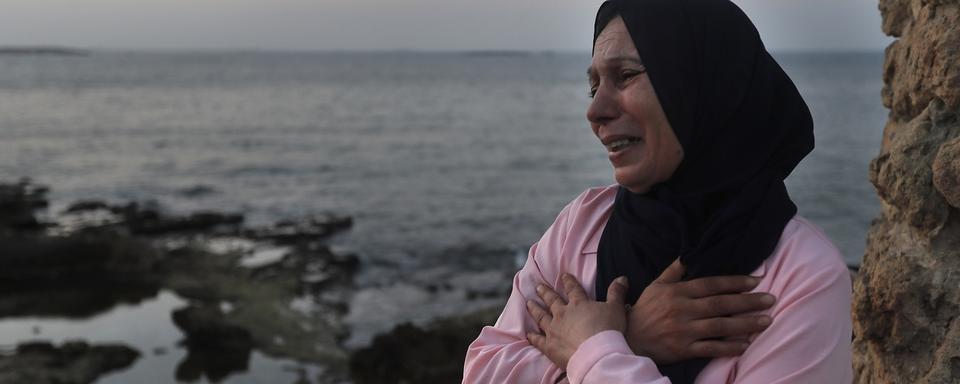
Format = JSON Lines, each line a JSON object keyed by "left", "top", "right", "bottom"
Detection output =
{"left": 462, "top": 0, "right": 852, "bottom": 383}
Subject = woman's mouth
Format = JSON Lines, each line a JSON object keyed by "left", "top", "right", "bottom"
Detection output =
{"left": 605, "top": 137, "right": 642, "bottom": 153}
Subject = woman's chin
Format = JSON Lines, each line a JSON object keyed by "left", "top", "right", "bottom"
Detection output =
{"left": 613, "top": 170, "right": 652, "bottom": 194}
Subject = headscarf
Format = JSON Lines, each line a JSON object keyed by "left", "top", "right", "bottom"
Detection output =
{"left": 591, "top": 0, "right": 814, "bottom": 382}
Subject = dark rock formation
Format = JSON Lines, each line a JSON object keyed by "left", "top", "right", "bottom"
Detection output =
{"left": 172, "top": 306, "right": 254, "bottom": 382}
{"left": 245, "top": 214, "right": 353, "bottom": 244}
{"left": 173, "top": 306, "right": 255, "bottom": 350}
{"left": 112, "top": 202, "right": 244, "bottom": 235}
{"left": 0, "top": 341, "right": 139, "bottom": 384}
{"left": 0, "top": 180, "right": 357, "bottom": 381}
{"left": 349, "top": 306, "right": 501, "bottom": 384}
{"left": 0, "top": 179, "right": 49, "bottom": 231}
{"left": 0, "top": 182, "right": 167, "bottom": 318}
{"left": 854, "top": 0, "right": 960, "bottom": 382}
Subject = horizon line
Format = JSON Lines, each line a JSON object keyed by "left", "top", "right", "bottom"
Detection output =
{"left": 0, "top": 45, "right": 887, "bottom": 56}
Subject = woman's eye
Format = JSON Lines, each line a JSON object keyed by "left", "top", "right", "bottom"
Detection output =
{"left": 589, "top": 88, "right": 597, "bottom": 98}
{"left": 621, "top": 70, "right": 639, "bottom": 79}
{"left": 620, "top": 66, "right": 647, "bottom": 80}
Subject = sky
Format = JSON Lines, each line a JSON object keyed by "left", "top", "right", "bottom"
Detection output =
{"left": 0, "top": 0, "right": 892, "bottom": 53}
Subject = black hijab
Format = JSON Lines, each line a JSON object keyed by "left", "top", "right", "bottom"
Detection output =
{"left": 591, "top": 0, "right": 814, "bottom": 382}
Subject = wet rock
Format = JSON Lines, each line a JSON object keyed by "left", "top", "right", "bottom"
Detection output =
{"left": 161, "top": 238, "right": 352, "bottom": 369}
{"left": 120, "top": 204, "right": 244, "bottom": 235}
{"left": 0, "top": 234, "right": 163, "bottom": 318}
{"left": 175, "top": 344, "right": 251, "bottom": 383}
{"left": 172, "top": 305, "right": 254, "bottom": 383}
{"left": 176, "top": 184, "right": 218, "bottom": 198}
{"left": 0, "top": 179, "right": 49, "bottom": 231}
{"left": 246, "top": 214, "right": 352, "bottom": 244}
{"left": 0, "top": 182, "right": 357, "bottom": 380}
{"left": 65, "top": 200, "right": 111, "bottom": 213}
{"left": 349, "top": 306, "right": 501, "bottom": 384}
{"left": 0, "top": 284, "right": 160, "bottom": 319}
{"left": 172, "top": 305, "right": 255, "bottom": 350}
{"left": 0, "top": 235, "right": 162, "bottom": 284}
{"left": 855, "top": 1, "right": 960, "bottom": 382}
{"left": 0, "top": 341, "right": 139, "bottom": 384}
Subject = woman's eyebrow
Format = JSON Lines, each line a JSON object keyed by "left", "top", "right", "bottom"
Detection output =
{"left": 587, "top": 56, "right": 645, "bottom": 78}
{"left": 607, "top": 56, "right": 644, "bottom": 65}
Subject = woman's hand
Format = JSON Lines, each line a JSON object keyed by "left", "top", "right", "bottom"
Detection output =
{"left": 525, "top": 273, "right": 629, "bottom": 368}
{"left": 626, "top": 259, "right": 776, "bottom": 365}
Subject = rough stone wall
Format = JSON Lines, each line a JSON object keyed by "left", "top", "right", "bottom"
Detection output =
{"left": 853, "top": 0, "right": 960, "bottom": 382}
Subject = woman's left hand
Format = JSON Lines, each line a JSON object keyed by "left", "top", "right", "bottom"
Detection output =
{"left": 525, "top": 273, "right": 629, "bottom": 368}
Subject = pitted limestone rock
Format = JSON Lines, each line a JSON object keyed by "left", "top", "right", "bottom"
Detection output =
{"left": 933, "top": 136, "right": 960, "bottom": 208}
{"left": 881, "top": 1, "right": 960, "bottom": 117}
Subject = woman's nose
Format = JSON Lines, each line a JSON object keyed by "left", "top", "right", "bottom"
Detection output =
{"left": 586, "top": 86, "right": 619, "bottom": 126}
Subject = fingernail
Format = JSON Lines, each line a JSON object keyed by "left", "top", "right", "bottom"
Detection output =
{"left": 526, "top": 300, "right": 533, "bottom": 308}
{"left": 615, "top": 276, "right": 628, "bottom": 286}
{"left": 747, "top": 277, "right": 760, "bottom": 286}
{"left": 536, "top": 285, "right": 544, "bottom": 294}
{"left": 758, "top": 316, "right": 771, "bottom": 326}
{"left": 761, "top": 294, "right": 775, "bottom": 305}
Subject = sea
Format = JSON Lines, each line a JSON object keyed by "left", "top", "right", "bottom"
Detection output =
{"left": 0, "top": 51, "right": 886, "bottom": 382}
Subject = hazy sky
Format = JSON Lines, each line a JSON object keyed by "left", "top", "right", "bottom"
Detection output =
{"left": 0, "top": 0, "right": 891, "bottom": 52}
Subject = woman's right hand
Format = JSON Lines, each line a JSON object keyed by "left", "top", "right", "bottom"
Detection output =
{"left": 624, "top": 259, "right": 776, "bottom": 365}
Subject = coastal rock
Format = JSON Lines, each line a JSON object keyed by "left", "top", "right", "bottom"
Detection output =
{"left": 854, "top": 0, "right": 960, "bottom": 382}
{"left": 880, "top": 0, "right": 960, "bottom": 117}
{"left": 0, "top": 179, "right": 49, "bottom": 231}
{"left": 172, "top": 305, "right": 255, "bottom": 350}
{"left": 175, "top": 184, "right": 218, "bottom": 198}
{"left": 65, "top": 200, "right": 111, "bottom": 213}
{"left": 869, "top": 99, "right": 958, "bottom": 234}
{"left": 245, "top": 214, "right": 353, "bottom": 244}
{"left": 0, "top": 341, "right": 139, "bottom": 384}
{"left": 0, "top": 183, "right": 357, "bottom": 381}
{"left": 349, "top": 306, "right": 501, "bottom": 384}
{"left": 118, "top": 203, "right": 244, "bottom": 235}
{"left": 0, "top": 234, "right": 163, "bottom": 318}
{"left": 172, "top": 306, "right": 254, "bottom": 382}
{"left": 932, "top": 137, "right": 960, "bottom": 208}
{"left": 164, "top": 243, "right": 352, "bottom": 367}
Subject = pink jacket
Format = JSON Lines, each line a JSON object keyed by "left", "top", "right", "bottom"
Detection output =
{"left": 463, "top": 185, "right": 852, "bottom": 384}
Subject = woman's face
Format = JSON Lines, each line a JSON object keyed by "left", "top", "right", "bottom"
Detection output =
{"left": 588, "top": 16, "right": 683, "bottom": 194}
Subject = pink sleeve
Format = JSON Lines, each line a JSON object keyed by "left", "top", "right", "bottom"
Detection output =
{"left": 566, "top": 331, "right": 670, "bottom": 384}
{"left": 462, "top": 200, "right": 575, "bottom": 384}
{"left": 562, "top": 221, "right": 853, "bottom": 384}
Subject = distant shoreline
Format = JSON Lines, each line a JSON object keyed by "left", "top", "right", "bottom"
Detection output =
{"left": 0, "top": 46, "right": 886, "bottom": 57}
{"left": 0, "top": 47, "right": 89, "bottom": 56}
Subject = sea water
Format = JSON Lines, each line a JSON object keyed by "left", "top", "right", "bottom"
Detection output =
{"left": 0, "top": 50, "right": 885, "bottom": 382}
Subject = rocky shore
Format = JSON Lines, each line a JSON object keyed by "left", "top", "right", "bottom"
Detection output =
{"left": 0, "top": 341, "right": 139, "bottom": 384}
{"left": 0, "top": 178, "right": 504, "bottom": 383}
{"left": 350, "top": 307, "right": 500, "bottom": 384}
{"left": 0, "top": 179, "right": 359, "bottom": 382}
